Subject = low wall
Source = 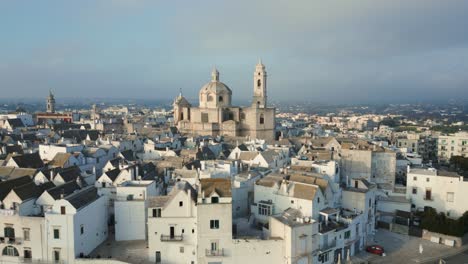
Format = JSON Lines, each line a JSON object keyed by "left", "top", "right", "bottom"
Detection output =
{"left": 422, "top": 229, "right": 468, "bottom": 248}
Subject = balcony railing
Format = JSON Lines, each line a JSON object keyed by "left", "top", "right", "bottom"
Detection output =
{"left": 160, "top": 234, "right": 183, "bottom": 242}
{"left": 319, "top": 241, "right": 336, "bottom": 252}
{"left": 0, "top": 237, "right": 22, "bottom": 245}
{"left": 0, "top": 208, "right": 17, "bottom": 216}
{"left": 206, "top": 249, "right": 224, "bottom": 257}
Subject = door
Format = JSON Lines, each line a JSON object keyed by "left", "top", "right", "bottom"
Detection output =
{"left": 170, "top": 226, "right": 175, "bottom": 238}
{"left": 155, "top": 251, "right": 161, "bottom": 263}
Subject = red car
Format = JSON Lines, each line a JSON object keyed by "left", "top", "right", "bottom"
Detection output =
{"left": 366, "top": 245, "right": 385, "bottom": 256}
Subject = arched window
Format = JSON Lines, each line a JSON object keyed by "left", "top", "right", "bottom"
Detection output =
{"left": 207, "top": 95, "right": 214, "bottom": 102}
{"left": 260, "top": 114, "right": 265, "bottom": 124}
{"left": 219, "top": 96, "right": 223, "bottom": 102}
{"left": 257, "top": 79, "right": 261, "bottom": 87}
{"left": 180, "top": 112, "right": 184, "bottom": 120}
{"left": 2, "top": 246, "right": 19, "bottom": 256}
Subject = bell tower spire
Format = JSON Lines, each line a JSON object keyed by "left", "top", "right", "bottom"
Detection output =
{"left": 252, "top": 60, "right": 267, "bottom": 108}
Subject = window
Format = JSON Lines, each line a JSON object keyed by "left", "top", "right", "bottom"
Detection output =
{"left": 180, "top": 246, "right": 184, "bottom": 253}
{"left": 259, "top": 114, "right": 264, "bottom": 124}
{"left": 80, "top": 225, "right": 84, "bottom": 235}
{"left": 24, "top": 248, "right": 32, "bottom": 259}
{"left": 413, "top": 176, "right": 417, "bottom": 181}
{"left": 23, "top": 228, "right": 30, "bottom": 241}
{"left": 218, "top": 96, "right": 223, "bottom": 102}
{"left": 179, "top": 201, "right": 183, "bottom": 207}
{"left": 53, "top": 228, "right": 60, "bottom": 239}
{"left": 344, "top": 230, "right": 351, "bottom": 239}
{"left": 192, "top": 229, "right": 195, "bottom": 234}
{"left": 207, "top": 95, "right": 214, "bottom": 102}
{"left": 153, "top": 208, "right": 162, "bottom": 218}
{"left": 53, "top": 249, "right": 60, "bottom": 261}
{"left": 2, "top": 246, "right": 19, "bottom": 256}
{"left": 257, "top": 79, "right": 261, "bottom": 87}
{"left": 412, "top": 188, "right": 417, "bottom": 194}
{"left": 317, "top": 197, "right": 320, "bottom": 204}
{"left": 211, "top": 197, "right": 219, "bottom": 204}
{"left": 425, "top": 188, "right": 432, "bottom": 201}
{"left": 318, "top": 251, "right": 329, "bottom": 263}
{"left": 4, "top": 226, "right": 15, "bottom": 238}
{"left": 61, "top": 206, "right": 66, "bottom": 215}
{"left": 210, "top": 240, "right": 219, "bottom": 252}
{"left": 201, "top": 113, "right": 209, "bottom": 123}
{"left": 426, "top": 178, "right": 430, "bottom": 182}
{"left": 155, "top": 251, "right": 161, "bottom": 263}
{"left": 210, "top": 220, "right": 219, "bottom": 229}
{"left": 258, "top": 203, "right": 271, "bottom": 216}
{"left": 240, "top": 112, "right": 246, "bottom": 120}
{"left": 447, "top": 192, "right": 454, "bottom": 203}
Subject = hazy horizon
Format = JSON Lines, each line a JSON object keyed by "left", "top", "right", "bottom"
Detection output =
{"left": 1, "top": 1, "right": 468, "bottom": 103}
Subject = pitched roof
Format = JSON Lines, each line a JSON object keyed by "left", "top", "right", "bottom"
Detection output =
{"left": 47, "top": 181, "right": 81, "bottom": 200}
{"left": 6, "top": 118, "right": 25, "bottom": 128}
{"left": 6, "top": 152, "right": 44, "bottom": 168}
{"left": 104, "top": 168, "right": 121, "bottom": 182}
{"left": 291, "top": 183, "right": 318, "bottom": 200}
{"left": 148, "top": 181, "right": 197, "bottom": 208}
{"left": 49, "top": 153, "right": 72, "bottom": 167}
{"left": 0, "top": 167, "right": 36, "bottom": 180}
{"left": 200, "top": 178, "right": 231, "bottom": 198}
{"left": 57, "top": 166, "right": 81, "bottom": 182}
{"left": 0, "top": 176, "right": 32, "bottom": 200}
{"left": 256, "top": 173, "right": 285, "bottom": 187}
{"left": 120, "top": 150, "right": 136, "bottom": 161}
{"left": 238, "top": 151, "right": 258, "bottom": 161}
{"left": 66, "top": 186, "right": 100, "bottom": 210}
{"left": 12, "top": 181, "right": 53, "bottom": 201}
{"left": 259, "top": 149, "right": 278, "bottom": 164}
{"left": 289, "top": 174, "right": 329, "bottom": 192}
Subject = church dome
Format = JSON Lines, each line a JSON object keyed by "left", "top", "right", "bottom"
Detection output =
{"left": 199, "top": 68, "right": 232, "bottom": 108}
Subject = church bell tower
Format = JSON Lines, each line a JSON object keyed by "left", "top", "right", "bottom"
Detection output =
{"left": 46, "top": 89, "right": 56, "bottom": 113}
{"left": 252, "top": 60, "right": 267, "bottom": 108}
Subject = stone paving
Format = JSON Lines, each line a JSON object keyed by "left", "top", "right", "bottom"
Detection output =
{"left": 89, "top": 234, "right": 151, "bottom": 264}
{"left": 352, "top": 229, "right": 468, "bottom": 264}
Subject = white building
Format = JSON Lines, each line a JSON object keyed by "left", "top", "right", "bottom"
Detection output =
{"left": 114, "top": 180, "right": 161, "bottom": 241}
{"left": 406, "top": 167, "right": 468, "bottom": 218}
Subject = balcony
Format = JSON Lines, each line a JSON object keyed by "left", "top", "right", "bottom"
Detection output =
{"left": 319, "top": 241, "right": 336, "bottom": 252}
{"left": 0, "top": 237, "right": 22, "bottom": 245}
{"left": 160, "top": 234, "right": 183, "bottom": 242}
{"left": 0, "top": 208, "right": 17, "bottom": 216}
{"left": 206, "top": 249, "right": 224, "bottom": 257}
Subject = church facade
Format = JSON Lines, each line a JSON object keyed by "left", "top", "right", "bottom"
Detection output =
{"left": 173, "top": 62, "right": 276, "bottom": 141}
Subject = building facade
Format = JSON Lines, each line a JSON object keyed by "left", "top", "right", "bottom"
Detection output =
{"left": 174, "top": 62, "right": 276, "bottom": 141}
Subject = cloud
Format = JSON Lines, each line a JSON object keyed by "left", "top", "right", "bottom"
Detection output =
{"left": 0, "top": 0, "right": 467, "bottom": 103}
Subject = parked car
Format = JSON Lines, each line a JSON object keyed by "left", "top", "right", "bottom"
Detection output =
{"left": 366, "top": 245, "right": 385, "bottom": 256}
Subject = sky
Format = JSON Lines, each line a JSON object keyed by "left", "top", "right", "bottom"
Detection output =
{"left": 1, "top": 0, "right": 468, "bottom": 103}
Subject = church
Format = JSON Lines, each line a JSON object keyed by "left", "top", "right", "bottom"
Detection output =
{"left": 173, "top": 61, "right": 276, "bottom": 141}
